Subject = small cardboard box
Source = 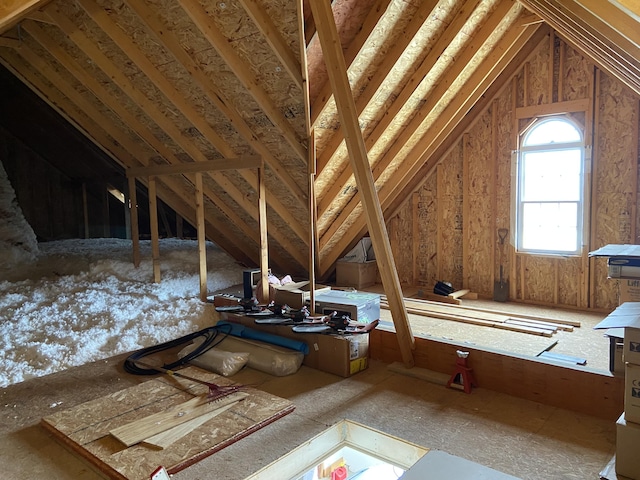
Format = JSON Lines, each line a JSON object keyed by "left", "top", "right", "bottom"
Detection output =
{"left": 336, "top": 260, "right": 378, "bottom": 289}
{"left": 625, "top": 328, "right": 640, "bottom": 366}
{"left": 625, "top": 363, "right": 640, "bottom": 424}
{"left": 616, "top": 412, "right": 640, "bottom": 479}
{"left": 315, "top": 290, "right": 381, "bottom": 323}
{"left": 223, "top": 314, "right": 369, "bottom": 377}
{"left": 620, "top": 279, "right": 640, "bottom": 304}
{"left": 605, "top": 328, "right": 625, "bottom": 375}
{"left": 609, "top": 257, "right": 640, "bottom": 279}
{"left": 273, "top": 281, "right": 331, "bottom": 309}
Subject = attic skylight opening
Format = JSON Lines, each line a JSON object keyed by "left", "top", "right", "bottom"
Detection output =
{"left": 515, "top": 116, "right": 585, "bottom": 256}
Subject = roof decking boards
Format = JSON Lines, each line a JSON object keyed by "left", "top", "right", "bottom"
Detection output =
{"left": 1, "top": 0, "right": 639, "bottom": 280}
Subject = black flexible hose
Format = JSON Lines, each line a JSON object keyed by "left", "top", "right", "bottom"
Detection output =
{"left": 123, "top": 323, "right": 233, "bottom": 375}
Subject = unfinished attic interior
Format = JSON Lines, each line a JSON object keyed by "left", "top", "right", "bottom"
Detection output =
{"left": 1, "top": 0, "right": 640, "bottom": 478}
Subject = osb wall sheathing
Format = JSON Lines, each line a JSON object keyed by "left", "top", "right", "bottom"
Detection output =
{"left": 391, "top": 33, "right": 640, "bottom": 311}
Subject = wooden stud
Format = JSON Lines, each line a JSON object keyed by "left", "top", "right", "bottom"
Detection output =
{"left": 194, "top": 173, "right": 207, "bottom": 302}
{"left": 258, "top": 166, "right": 269, "bottom": 303}
{"left": 128, "top": 176, "right": 140, "bottom": 268}
{"left": 0, "top": 0, "right": 48, "bottom": 33}
{"left": 436, "top": 165, "right": 443, "bottom": 282}
{"left": 511, "top": 76, "right": 519, "bottom": 301}
{"left": 148, "top": 176, "right": 161, "bottom": 283}
{"left": 82, "top": 182, "right": 89, "bottom": 239}
{"left": 310, "top": 0, "right": 414, "bottom": 367}
{"left": 412, "top": 192, "right": 419, "bottom": 286}
{"left": 462, "top": 133, "right": 470, "bottom": 289}
{"left": 308, "top": 131, "right": 317, "bottom": 314}
{"left": 491, "top": 100, "right": 498, "bottom": 290}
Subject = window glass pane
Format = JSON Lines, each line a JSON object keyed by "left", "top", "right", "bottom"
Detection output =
{"left": 523, "top": 119, "right": 581, "bottom": 146}
{"left": 521, "top": 149, "right": 581, "bottom": 202}
{"left": 521, "top": 203, "right": 578, "bottom": 252}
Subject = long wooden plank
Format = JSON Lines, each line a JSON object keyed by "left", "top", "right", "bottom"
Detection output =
{"left": 382, "top": 298, "right": 573, "bottom": 333}
{"left": 142, "top": 402, "right": 236, "bottom": 450}
{"left": 382, "top": 303, "right": 553, "bottom": 337}
{"left": 0, "top": 0, "right": 48, "bottom": 34}
{"left": 110, "top": 392, "right": 248, "bottom": 447}
{"left": 310, "top": 0, "right": 415, "bottom": 367}
{"left": 127, "top": 157, "right": 263, "bottom": 178}
{"left": 397, "top": 295, "right": 582, "bottom": 327}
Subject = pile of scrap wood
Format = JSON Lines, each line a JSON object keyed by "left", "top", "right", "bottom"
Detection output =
{"left": 381, "top": 296, "right": 579, "bottom": 337}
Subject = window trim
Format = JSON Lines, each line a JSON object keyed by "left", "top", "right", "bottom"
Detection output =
{"left": 515, "top": 115, "right": 586, "bottom": 256}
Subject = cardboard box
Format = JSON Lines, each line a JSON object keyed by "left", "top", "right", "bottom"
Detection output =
{"left": 617, "top": 412, "right": 640, "bottom": 479}
{"left": 625, "top": 363, "right": 640, "bottom": 424}
{"left": 606, "top": 328, "right": 625, "bottom": 375}
{"left": 315, "top": 290, "right": 381, "bottom": 323}
{"left": 626, "top": 328, "right": 640, "bottom": 366}
{"left": 223, "top": 314, "right": 369, "bottom": 377}
{"left": 609, "top": 257, "right": 640, "bottom": 279}
{"left": 272, "top": 281, "right": 331, "bottom": 309}
{"left": 336, "top": 260, "right": 377, "bottom": 288}
{"left": 620, "top": 279, "right": 640, "bottom": 304}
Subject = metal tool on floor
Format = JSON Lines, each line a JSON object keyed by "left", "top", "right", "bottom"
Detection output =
{"left": 447, "top": 350, "right": 477, "bottom": 394}
{"left": 134, "top": 360, "right": 246, "bottom": 401}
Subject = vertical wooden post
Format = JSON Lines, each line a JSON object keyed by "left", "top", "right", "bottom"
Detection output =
{"left": 176, "top": 215, "right": 183, "bottom": 239}
{"left": 128, "top": 176, "right": 140, "bottom": 268}
{"left": 148, "top": 176, "right": 161, "bottom": 283}
{"left": 258, "top": 164, "right": 269, "bottom": 302}
{"left": 310, "top": 0, "right": 414, "bottom": 367}
{"left": 510, "top": 77, "right": 518, "bottom": 300}
{"left": 195, "top": 173, "right": 207, "bottom": 302}
{"left": 309, "top": 131, "right": 317, "bottom": 314}
{"left": 462, "top": 133, "right": 470, "bottom": 289}
{"left": 103, "top": 184, "right": 110, "bottom": 238}
{"left": 436, "top": 165, "right": 443, "bottom": 281}
{"left": 82, "top": 182, "right": 89, "bottom": 239}
{"left": 124, "top": 182, "right": 131, "bottom": 241}
{"left": 412, "top": 192, "right": 419, "bottom": 286}
{"left": 491, "top": 101, "right": 498, "bottom": 291}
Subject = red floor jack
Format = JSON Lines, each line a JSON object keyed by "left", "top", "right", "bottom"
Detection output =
{"left": 447, "top": 350, "right": 477, "bottom": 394}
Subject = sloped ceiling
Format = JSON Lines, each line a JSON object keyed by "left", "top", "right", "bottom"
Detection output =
{"left": 0, "top": 0, "right": 638, "bottom": 279}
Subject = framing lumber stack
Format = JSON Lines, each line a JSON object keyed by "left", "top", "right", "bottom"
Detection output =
{"left": 380, "top": 296, "right": 579, "bottom": 337}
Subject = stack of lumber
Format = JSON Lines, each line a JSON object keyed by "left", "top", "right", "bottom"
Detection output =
{"left": 381, "top": 296, "right": 579, "bottom": 337}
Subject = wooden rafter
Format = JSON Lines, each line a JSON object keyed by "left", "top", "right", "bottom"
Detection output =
{"left": 0, "top": 0, "right": 49, "bottom": 34}
{"left": 519, "top": 0, "right": 640, "bottom": 95}
{"left": 316, "top": 0, "right": 481, "bottom": 214}
{"left": 309, "top": 0, "right": 393, "bottom": 127}
{"left": 318, "top": 0, "right": 519, "bottom": 253}
{"left": 319, "top": 6, "right": 543, "bottom": 273}
{"left": 179, "top": 0, "right": 308, "bottom": 162}
{"left": 309, "top": 0, "right": 415, "bottom": 367}
{"left": 121, "top": 0, "right": 308, "bottom": 242}
{"left": 39, "top": 7, "right": 307, "bottom": 270}
{"left": 238, "top": 0, "right": 303, "bottom": 90}
{"left": 0, "top": 47, "right": 256, "bottom": 266}
{"left": 314, "top": 0, "right": 441, "bottom": 179}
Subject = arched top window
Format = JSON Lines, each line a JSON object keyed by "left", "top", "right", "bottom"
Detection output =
{"left": 516, "top": 116, "right": 585, "bottom": 255}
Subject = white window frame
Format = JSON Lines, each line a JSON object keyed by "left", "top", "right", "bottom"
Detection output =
{"left": 515, "top": 116, "right": 586, "bottom": 256}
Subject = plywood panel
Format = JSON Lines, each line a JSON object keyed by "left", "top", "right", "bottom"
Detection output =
{"left": 41, "top": 367, "right": 295, "bottom": 480}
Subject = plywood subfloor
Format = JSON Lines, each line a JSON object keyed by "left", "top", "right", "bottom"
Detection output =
{"left": 40, "top": 367, "right": 294, "bottom": 480}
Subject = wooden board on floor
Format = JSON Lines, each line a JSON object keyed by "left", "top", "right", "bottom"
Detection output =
{"left": 40, "top": 367, "right": 295, "bottom": 480}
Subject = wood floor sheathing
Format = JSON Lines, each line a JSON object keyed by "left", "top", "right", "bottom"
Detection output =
{"left": 1, "top": 353, "right": 617, "bottom": 480}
